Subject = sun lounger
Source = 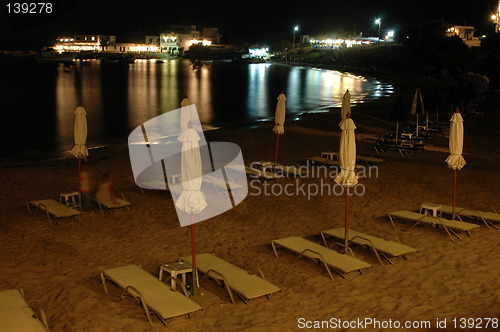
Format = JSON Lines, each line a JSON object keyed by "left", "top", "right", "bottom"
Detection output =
{"left": 180, "top": 253, "right": 281, "bottom": 304}
{"left": 374, "top": 142, "right": 424, "bottom": 156}
{"left": 271, "top": 236, "right": 372, "bottom": 280}
{"left": 27, "top": 199, "right": 81, "bottom": 225}
{"left": 252, "top": 161, "right": 308, "bottom": 178}
{"left": 0, "top": 289, "right": 49, "bottom": 332}
{"left": 387, "top": 211, "right": 480, "bottom": 241}
{"left": 97, "top": 194, "right": 131, "bottom": 215}
{"left": 426, "top": 203, "right": 499, "bottom": 231}
{"left": 307, "top": 156, "right": 342, "bottom": 167}
{"left": 320, "top": 228, "right": 418, "bottom": 266}
{"left": 245, "top": 166, "right": 282, "bottom": 181}
{"left": 321, "top": 152, "right": 384, "bottom": 165}
{"left": 100, "top": 264, "right": 202, "bottom": 326}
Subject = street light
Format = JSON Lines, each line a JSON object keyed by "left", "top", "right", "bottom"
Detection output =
{"left": 375, "top": 18, "right": 381, "bottom": 41}
{"left": 293, "top": 25, "right": 299, "bottom": 49}
{"left": 492, "top": 15, "right": 499, "bottom": 33}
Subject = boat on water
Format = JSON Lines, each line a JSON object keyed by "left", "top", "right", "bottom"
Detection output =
{"left": 38, "top": 50, "right": 77, "bottom": 63}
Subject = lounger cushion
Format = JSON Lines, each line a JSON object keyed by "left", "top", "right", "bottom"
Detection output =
{"left": 181, "top": 253, "right": 281, "bottom": 301}
{"left": 389, "top": 211, "right": 480, "bottom": 232}
{"left": 102, "top": 265, "right": 201, "bottom": 319}
{"left": 29, "top": 199, "right": 81, "bottom": 218}
{"left": 272, "top": 236, "right": 372, "bottom": 274}
{"left": 321, "top": 228, "right": 418, "bottom": 257}
{"left": 0, "top": 289, "right": 47, "bottom": 332}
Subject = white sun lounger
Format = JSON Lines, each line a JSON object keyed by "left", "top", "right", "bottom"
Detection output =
{"left": 252, "top": 161, "right": 308, "bottom": 178}
{"left": 321, "top": 151, "right": 384, "bottom": 165}
{"left": 27, "top": 199, "right": 81, "bottom": 225}
{"left": 0, "top": 289, "right": 49, "bottom": 332}
{"left": 320, "top": 228, "right": 418, "bottom": 266}
{"left": 97, "top": 194, "right": 131, "bottom": 215}
{"left": 427, "top": 203, "right": 499, "bottom": 231}
{"left": 271, "top": 236, "right": 372, "bottom": 280}
{"left": 387, "top": 211, "right": 480, "bottom": 241}
{"left": 100, "top": 264, "right": 202, "bottom": 326}
{"left": 245, "top": 166, "right": 282, "bottom": 181}
{"left": 307, "top": 156, "right": 343, "bottom": 167}
{"left": 181, "top": 253, "right": 281, "bottom": 304}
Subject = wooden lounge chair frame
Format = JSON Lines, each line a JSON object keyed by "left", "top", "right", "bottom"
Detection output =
{"left": 181, "top": 253, "right": 281, "bottom": 304}
{"left": 0, "top": 289, "right": 50, "bottom": 332}
{"left": 26, "top": 199, "right": 81, "bottom": 225}
{"left": 100, "top": 264, "right": 201, "bottom": 326}
{"left": 320, "top": 228, "right": 418, "bottom": 266}
{"left": 271, "top": 236, "right": 372, "bottom": 280}
{"left": 387, "top": 211, "right": 480, "bottom": 241}
{"left": 427, "top": 203, "right": 499, "bottom": 231}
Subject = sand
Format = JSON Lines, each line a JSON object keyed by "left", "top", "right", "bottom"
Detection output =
{"left": 1, "top": 73, "right": 499, "bottom": 332}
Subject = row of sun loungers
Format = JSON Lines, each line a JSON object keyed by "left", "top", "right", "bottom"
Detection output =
{"left": 8, "top": 204, "right": 497, "bottom": 328}
{"left": 27, "top": 194, "right": 132, "bottom": 224}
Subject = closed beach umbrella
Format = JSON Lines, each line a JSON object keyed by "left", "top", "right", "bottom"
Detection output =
{"left": 273, "top": 92, "right": 286, "bottom": 168}
{"left": 445, "top": 109, "right": 466, "bottom": 220}
{"left": 410, "top": 88, "right": 425, "bottom": 136}
{"left": 341, "top": 89, "right": 351, "bottom": 120}
{"left": 175, "top": 115, "right": 207, "bottom": 296}
{"left": 180, "top": 95, "right": 193, "bottom": 131}
{"left": 70, "top": 106, "right": 89, "bottom": 171}
{"left": 334, "top": 114, "right": 358, "bottom": 253}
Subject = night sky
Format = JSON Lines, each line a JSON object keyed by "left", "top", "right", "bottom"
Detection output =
{"left": 0, "top": 0, "right": 498, "bottom": 47}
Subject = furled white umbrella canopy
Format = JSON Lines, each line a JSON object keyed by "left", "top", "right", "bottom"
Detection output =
{"left": 273, "top": 92, "right": 286, "bottom": 135}
{"left": 70, "top": 106, "right": 89, "bottom": 161}
{"left": 341, "top": 89, "right": 351, "bottom": 120}
{"left": 273, "top": 92, "right": 287, "bottom": 168}
{"left": 446, "top": 110, "right": 466, "bottom": 171}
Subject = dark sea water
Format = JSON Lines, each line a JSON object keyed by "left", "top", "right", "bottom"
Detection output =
{"left": 0, "top": 58, "right": 393, "bottom": 162}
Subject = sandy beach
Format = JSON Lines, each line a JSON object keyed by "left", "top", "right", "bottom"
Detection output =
{"left": 1, "top": 71, "right": 499, "bottom": 332}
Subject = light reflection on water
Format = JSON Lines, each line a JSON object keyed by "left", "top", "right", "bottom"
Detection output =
{"left": 1, "top": 59, "right": 393, "bottom": 160}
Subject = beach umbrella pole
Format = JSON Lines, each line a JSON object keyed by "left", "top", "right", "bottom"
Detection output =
{"left": 274, "top": 134, "right": 280, "bottom": 172}
{"left": 344, "top": 187, "right": 349, "bottom": 254}
{"left": 452, "top": 170, "right": 457, "bottom": 220}
{"left": 191, "top": 215, "right": 198, "bottom": 296}
{"left": 395, "top": 122, "right": 399, "bottom": 144}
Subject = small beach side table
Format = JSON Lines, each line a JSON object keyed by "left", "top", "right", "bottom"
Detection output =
{"left": 59, "top": 191, "right": 81, "bottom": 210}
{"left": 159, "top": 261, "right": 193, "bottom": 291}
{"left": 420, "top": 203, "right": 441, "bottom": 217}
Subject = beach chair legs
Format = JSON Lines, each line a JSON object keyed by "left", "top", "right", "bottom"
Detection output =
{"left": 202, "top": 269, "right": 236, "bottom": 304}
{"left": 122, "top": 286, "right": 155, "bottom": 326}
{"left": 100, "top": 273, "right": 159, "bottom": 327}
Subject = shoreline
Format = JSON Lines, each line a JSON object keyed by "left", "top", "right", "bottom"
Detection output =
{"left": 1, "top": 68, "right": 499, "bottom": 331}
